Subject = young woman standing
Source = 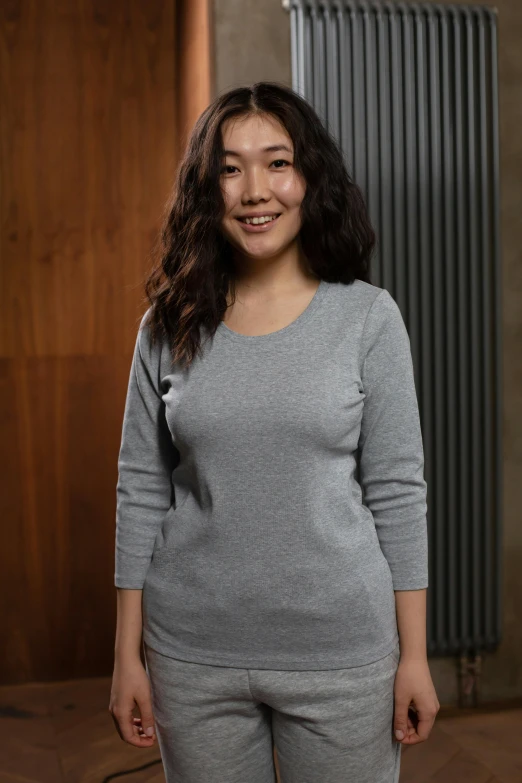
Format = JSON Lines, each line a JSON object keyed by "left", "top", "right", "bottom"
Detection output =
{"left": 110, "top": 82, "right": 439, "bottom": 783}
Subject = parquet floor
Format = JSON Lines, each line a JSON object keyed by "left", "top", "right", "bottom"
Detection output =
{"left": 1, "top": 676, "right": 521, "bottom": 782}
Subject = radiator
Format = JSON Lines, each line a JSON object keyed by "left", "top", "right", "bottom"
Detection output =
{"left": 283, "top": 0, "right": 502, "bottom": 658}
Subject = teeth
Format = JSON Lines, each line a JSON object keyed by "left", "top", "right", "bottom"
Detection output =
{"left": 242, "top": 215, "right": 278, "bottom": 225}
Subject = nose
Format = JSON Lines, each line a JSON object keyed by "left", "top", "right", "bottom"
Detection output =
{"left": 242, "top": 165, "right": 271, "bottom": 204}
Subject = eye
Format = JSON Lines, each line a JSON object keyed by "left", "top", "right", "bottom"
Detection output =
{"left": 220, "top": 159, "right": 291, "bottom": 175}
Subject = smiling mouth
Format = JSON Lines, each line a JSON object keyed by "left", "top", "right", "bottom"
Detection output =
{"left": 236, "top": 213, "right": 282, "bottom": 225}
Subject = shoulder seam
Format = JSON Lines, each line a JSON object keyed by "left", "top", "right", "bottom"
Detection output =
{"left": 358, "top": 288, "right": 387, "bottom": 377}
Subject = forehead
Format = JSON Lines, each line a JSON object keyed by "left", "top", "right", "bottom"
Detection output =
{"left": 221, "top": 113, "right": 293, "bottom": 154}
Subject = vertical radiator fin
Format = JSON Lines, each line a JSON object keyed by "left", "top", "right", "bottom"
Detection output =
{"left": 284, "top": 0, "right": 502, "bottom": 657}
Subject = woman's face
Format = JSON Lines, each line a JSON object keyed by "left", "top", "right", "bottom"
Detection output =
{"left": 219, "top": 113, "right": 306, "bottom": 264}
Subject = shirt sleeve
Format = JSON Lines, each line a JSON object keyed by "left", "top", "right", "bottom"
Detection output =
{"left": 114, "top": 311, "right": 178, "bottom": 589}
{"left": 358, "top": 289, "right": 429, "bottom": 591}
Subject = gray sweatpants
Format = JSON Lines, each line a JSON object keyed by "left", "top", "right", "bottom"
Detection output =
{"left": 143, "top": 640, "right": 402, "bottom": 783}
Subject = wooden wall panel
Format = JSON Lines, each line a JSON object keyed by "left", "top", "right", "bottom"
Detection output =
{"left": 0, "top": 0, "right": 212, "bottom": 683}
{"left": 177, "top": 0, "right": 215, "bottom": 152}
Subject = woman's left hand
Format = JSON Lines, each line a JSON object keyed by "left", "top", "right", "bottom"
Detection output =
{"left": 393, "top": 657, "right": 440, "bottom": 745}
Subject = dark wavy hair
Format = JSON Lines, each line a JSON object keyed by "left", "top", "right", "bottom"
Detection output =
{"left": 142, "top": 81, "right": 376, "bottom": 369}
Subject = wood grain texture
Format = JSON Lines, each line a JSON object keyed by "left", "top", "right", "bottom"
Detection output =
{"left": 0, "top": 0, "right": 212, "bottom": 683}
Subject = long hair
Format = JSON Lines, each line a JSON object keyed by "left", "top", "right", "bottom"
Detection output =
{"left": 142, "top": 81, "right": 376, "bottom": 369}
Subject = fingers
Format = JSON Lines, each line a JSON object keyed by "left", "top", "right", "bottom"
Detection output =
{"left": 393, "top": 698, "right": 411, "bottom": 742}
{"left": 413, "top": 714, "right": 437, "bottom": 742}
{"left": 133, "top": 716, "right": 157, "bottom": 742}
{"left": 394, "top": 701, "right": 437, "bottom": 745}
{"left": 135, "top": 697, "right": 157, "bottom": 741}
{"left": 395, "top": 710, "right": 437, "bottom": 745}
{"left": 110, "top": 709, "right": 157, "bottom": 747}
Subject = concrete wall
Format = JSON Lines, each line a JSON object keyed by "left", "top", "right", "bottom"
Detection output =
{"left": 212, "top": 0, "right": 522, "bottom": 706}
{"left": 212, "top": 0, "right": 292, "bottom": 93}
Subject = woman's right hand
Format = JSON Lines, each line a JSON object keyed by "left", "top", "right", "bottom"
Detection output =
{"left": 109, "top": 656, "right": 157, "bottom": 747}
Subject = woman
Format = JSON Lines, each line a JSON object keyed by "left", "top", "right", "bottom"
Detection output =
{"left": 110, "top": 81, "right": 439, "bottom": 782}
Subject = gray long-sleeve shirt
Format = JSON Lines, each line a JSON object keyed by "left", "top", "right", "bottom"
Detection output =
{"left": 115, "top": 279, "right": 428, "bottom": 670}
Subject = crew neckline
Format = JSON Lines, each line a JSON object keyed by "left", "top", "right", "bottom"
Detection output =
{"left": 217, "top": 278, "right": 329, "bottom": 342}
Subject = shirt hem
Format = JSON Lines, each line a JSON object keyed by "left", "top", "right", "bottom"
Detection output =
{"left": 142, "top": 630, "right": 400, "bottom": 670}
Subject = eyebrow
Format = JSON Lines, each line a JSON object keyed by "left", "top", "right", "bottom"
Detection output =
{"left": 222, "top": 144, "right": 293, "bottom": 156}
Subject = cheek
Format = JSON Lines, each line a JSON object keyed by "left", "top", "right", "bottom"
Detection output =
{"left": 220, "top": 177, "right": 242, "bottom": 209}
{"left": 221, "top": 184, "right": 235, "bottom": 212}
{"left": 276, "top": 177, "right": 306, "bottom": 208}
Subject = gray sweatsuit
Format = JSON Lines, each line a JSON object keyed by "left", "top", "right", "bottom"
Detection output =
{"left": 115, "top": 278, "right": 428, "bottom": 670}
